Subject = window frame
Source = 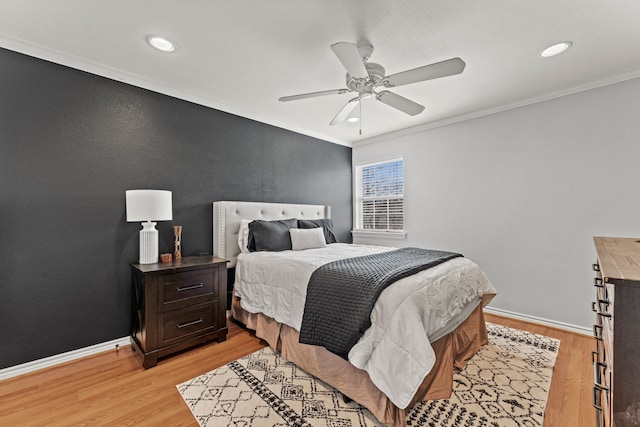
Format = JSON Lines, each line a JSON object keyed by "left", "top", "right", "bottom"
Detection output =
{"left": 353, "top": 157, "right": 405, "bottom": 236}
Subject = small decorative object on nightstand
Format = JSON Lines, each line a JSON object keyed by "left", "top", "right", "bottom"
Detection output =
{"left": 130, "top": 256, "right": 228, "bottom": 369}
{"left": 174, "top": 225, "right": 182, "bottom": 260}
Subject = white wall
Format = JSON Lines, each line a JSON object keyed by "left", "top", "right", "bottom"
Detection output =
{"left": 353, "top": 77, "right": 640, "bottom": 330}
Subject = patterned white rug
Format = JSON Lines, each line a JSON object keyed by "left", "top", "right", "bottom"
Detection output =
{"left": 177, "top": 323, "right": 560, "bottom": 426}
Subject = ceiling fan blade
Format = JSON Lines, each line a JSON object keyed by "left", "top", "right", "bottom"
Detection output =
{"left": 376, "top": 91, "right": 425, "bottom": 116}
{"left": 330, "top": 97, "right": 360, "bottom": 126}
{"left": 382, "top": 57, "right": 465, "bottom": 88}
{"left": 330, "top": 42, "right": 368, "bottom": 79}
{"left": 279, "top": 88, "right": 348, "bottom": 102}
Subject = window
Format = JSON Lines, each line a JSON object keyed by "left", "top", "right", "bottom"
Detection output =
{"left": 355, "top": 158, "right": 404, "bottom": 232}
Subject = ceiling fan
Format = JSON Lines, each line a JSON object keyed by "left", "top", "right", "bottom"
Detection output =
{"left": 279, "top": 42, "right": 466, "bottom": 127}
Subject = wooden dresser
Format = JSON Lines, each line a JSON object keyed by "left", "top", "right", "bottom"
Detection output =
{"left": 130, "top": 256, "right": 228, "bottom": 369}
{"left": 592, "top": 237, "right": 640, "bottom": 426}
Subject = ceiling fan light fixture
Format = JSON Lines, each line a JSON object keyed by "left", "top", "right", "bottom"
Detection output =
{"left": 147, "top": 36, "right": 175, "bottom": 52}
{"left": 347, "top": 117, "right": 359, "bottom": 123}
{"left": 540, "top": 41, "right": 572, "bottom": 58}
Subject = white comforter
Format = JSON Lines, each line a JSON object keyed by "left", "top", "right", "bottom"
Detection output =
{"left": 234, "top": 243, "right": 496, "bottom": 408}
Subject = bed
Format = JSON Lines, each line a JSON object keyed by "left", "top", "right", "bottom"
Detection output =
{"left": 213, "top": 201, "right": 496, "bottom": 426}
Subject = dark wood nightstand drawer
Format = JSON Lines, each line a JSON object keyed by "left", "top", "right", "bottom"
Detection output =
{"left": 160, "top": 269, "right": 217, "bottom": 305}
{"left": 161, "top": 302, "right": 219, "bottom": 346}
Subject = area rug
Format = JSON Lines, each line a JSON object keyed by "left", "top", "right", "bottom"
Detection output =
{"left": 177, "top": 323, "right": 560, "bottom": 426}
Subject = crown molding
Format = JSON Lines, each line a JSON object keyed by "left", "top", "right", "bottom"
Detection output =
{"left": 4, "top": 34, "right": 639, "bottom": 151}
{"left": 0, "top": 35, "right": 352, "bottom": 148}
{"left": 353, "top": 69, "right": 640, "bottom": 148}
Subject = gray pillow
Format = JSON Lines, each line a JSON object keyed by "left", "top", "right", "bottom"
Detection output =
{"left": 248, "top": 218, "right": 298, "bottom": 252}
{"left": 297, "top": 219, "right": 338, "bottom": 244}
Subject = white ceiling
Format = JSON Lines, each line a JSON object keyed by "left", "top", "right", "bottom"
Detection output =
{"left": 2, "top": 1, "right": 640, "bottom": 147}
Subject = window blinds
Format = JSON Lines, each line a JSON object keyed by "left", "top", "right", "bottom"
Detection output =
{"left": 357, "top": 159, "right": 404, "bottom": 231}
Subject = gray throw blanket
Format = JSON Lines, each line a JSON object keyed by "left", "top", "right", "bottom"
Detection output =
{"left": 298, "top": 247, "right": 462, "bottom": 360}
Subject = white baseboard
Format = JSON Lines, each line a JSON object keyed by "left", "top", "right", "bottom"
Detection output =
{"left": 484, "top": 306, "right": 591, "bottom": 336}
{"left": 0, "top": 336, "right": 130, "bottom": 381}
{"left": 0, "top": 307, "right": 590, "bottom": 382}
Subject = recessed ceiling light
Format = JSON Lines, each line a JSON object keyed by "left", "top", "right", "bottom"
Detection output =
{"left": 147, "top": 36, "right": 175, "bottom": 52}
{"left": 347, "top": 117, "right": 359, "bottom": 123}
{"left": 540, "top": 41, "right": 572, "bottom": 58}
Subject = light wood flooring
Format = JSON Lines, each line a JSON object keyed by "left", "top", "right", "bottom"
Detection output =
{"left": 0, "top": 313, "right": 595, "bottom": 426}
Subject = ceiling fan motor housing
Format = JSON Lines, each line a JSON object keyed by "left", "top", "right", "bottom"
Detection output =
{"left": 346, "top": 62, "right": 385, "bottom": 92}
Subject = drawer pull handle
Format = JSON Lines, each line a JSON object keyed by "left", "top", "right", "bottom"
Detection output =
{"left": 593, "top": 361, "right": 609, "bottom": 391}
{"left": 591, "top": 302, "right": 612, "bottom": 317}
{"left": 176, "top": 283, "right": 204, "bottom": 292}
{"left": 592, "top": 263, "right": 600, "bottom": 272}
{"left": 177, "top": 318, "right": 203, "bottom": 329}
{"left": 592, "top": 387, "right": 603, "bottom": 411}
{"left": 593, "top": 324, "right": 603, "bottom": 340}
{"left": 593, "top": 277, "right": 603, "bottom": 288}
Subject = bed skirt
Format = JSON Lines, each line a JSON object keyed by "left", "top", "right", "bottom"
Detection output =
{"left": 231, "top": 293, "right": 490, "bottom": 426}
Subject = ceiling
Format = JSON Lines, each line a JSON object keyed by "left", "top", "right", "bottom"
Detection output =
{"left": 1, "top": 1, "right": 640, "bottom": 147}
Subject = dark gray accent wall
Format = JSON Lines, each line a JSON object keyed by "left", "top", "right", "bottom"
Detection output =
{"left": 0, "top": 48, "right": 352, "bottom": 369}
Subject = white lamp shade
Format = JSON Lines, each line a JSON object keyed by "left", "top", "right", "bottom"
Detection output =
{"left": 126, "top": 190, "right": 173, "bottom": 222}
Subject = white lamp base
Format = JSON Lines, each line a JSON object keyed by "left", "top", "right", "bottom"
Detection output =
{"left": 139, "top": 221, "right": 159, "bottom": 264}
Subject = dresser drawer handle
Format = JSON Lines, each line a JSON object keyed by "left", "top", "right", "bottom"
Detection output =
{"left": 595, "top": 314, "right": 610, "bottom": 331}
{"left": 593, "top": 324, "right": 603, "bottom": 340}
{"left": 591, "top": 301, "right": 612, "bottom": 317}
{"left": 177, "top": 318, "right": 203, "bottom": 329}
{"left": 593, "top": 277, "right": 603, "bottom": 288}
{"left": 592, "top": 263, "right": 600, "bottom": 272}
{"left": 176, "top": 283, "right": 204, "bottom": 292}
{"left": 592, "top": 387, "right": 603, "bottom": 411}
{"left": 593, "top": 361, "right": 609, "bottom": 391}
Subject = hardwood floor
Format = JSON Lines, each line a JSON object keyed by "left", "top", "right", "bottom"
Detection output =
{"left": 0, "top": 313, "right": 595, "bottom": 426}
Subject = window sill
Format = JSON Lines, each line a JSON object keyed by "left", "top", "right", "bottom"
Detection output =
{"left": 351, "top": 230, "right": 407, "bottom": 240}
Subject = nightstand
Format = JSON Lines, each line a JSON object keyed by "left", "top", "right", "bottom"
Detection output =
{"left": 130, "top": 256, "right": 228, "bottom": 369}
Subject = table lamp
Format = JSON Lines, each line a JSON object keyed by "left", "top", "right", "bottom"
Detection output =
{"left": 126, "top": 189, "right": 173, "bottom": 264}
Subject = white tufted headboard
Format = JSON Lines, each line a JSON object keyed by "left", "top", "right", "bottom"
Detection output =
{"left": 213, "top": 201, "right": 331, "bottom": 267}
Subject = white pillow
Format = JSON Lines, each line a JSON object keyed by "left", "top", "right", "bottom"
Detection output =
{"left": 290, "top": 227, "right": 326, "bottom": 251}
{"left": 237, "top": 219, "right": 251, "bottom": 253}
